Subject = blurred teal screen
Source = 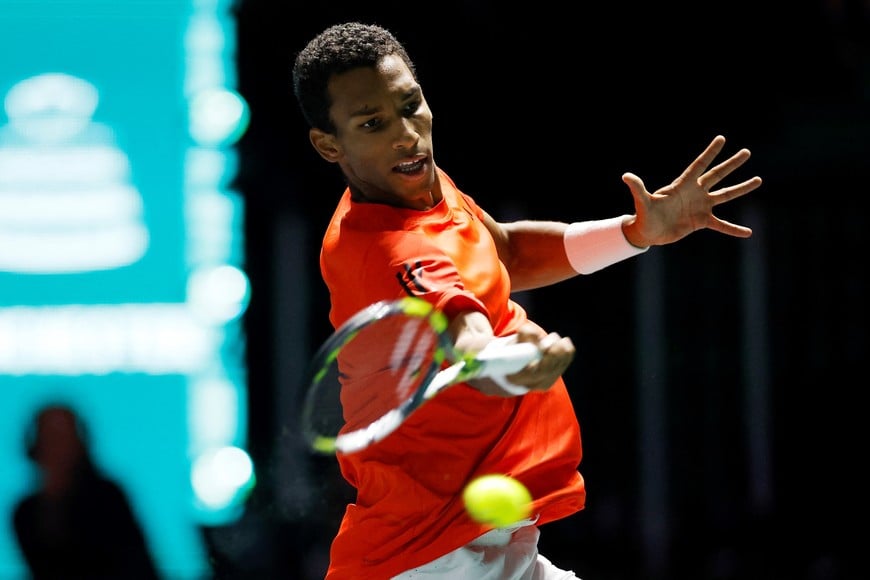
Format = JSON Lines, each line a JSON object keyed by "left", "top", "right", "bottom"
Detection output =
{"left": 0, "top": 1, "right": 249, "bottom": 577}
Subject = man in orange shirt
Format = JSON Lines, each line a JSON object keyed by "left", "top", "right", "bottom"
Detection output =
{"left": 292, "top": 21, "right": 761, "bottom": 579}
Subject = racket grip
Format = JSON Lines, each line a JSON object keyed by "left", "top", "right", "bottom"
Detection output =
{"left": 476, "top": 335, "right": 541, "bottom": 378}
{"left": 489, "top": 374, "right": 530, "bottom": 396}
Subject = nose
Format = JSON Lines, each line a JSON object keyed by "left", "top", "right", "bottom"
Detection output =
{"left": 393, "top": 118, "right": 419, "bottom": 150}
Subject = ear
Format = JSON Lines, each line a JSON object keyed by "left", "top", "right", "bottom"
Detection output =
{"left": 309, "top": 128, "right": 341, "bottom": 163}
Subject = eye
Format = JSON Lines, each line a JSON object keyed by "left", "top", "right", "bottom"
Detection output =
{"left": 402, "top": 99, "right": 422, "bottom": 117}
{"left": 360, "top": 117, "right": 382, "bottom": 130}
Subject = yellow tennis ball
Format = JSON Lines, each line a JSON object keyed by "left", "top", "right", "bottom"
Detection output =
{"left": 462, "top": 474, "right": 532, "bottom": 527}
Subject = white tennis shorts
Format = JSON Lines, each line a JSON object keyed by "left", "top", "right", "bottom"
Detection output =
{"left": 391, "top": 518, "right": 580, "bottom": 580}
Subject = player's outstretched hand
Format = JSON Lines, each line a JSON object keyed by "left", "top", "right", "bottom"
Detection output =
{"left": 621, "top": 135, "right": 762, "bottom": 248}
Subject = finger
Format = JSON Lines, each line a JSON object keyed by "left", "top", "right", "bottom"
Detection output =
{"left": 520, "top": 334, "right": 573, "bottom": 368}
{"left": 515, "top": 323, "right": 546, "bottom": 343}
{"left": 710, "top": 176, "right": 763, "bottom": 205}
{"left": 538, "top": 332, "right": 572, "bottom": 353}
{"left": 698, "top": 148, "right": 753, "bottom": 189}
{"left": 679, "top": 135, "right": 726, "bottom": 180}
{"left": 621, "top": 172, "right": 648, "bottom": 200}
{"left": 706, "top": 216, "right": 753, "bottom": 238}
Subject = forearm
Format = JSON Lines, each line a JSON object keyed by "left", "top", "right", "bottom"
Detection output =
{"left": 448, "top": 310, "right": 496, "bottom": 355}
{"left": 500, "top": 217, "right": 648, "bottom": 291}
{"left": 498, "top": 220, "right": 576, "bottom": 291}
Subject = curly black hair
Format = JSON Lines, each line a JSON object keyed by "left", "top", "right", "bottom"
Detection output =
{"left": 292, "top": 22, "right": 417, "bottom": 133}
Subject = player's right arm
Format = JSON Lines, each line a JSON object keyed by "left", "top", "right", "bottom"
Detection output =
{"left": 448, "top": 309, "right": 575, "bottom": 395}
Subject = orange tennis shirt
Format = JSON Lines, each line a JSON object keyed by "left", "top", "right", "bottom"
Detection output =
{"left": 319, "top": 168, "right": 586, "bottom": 579}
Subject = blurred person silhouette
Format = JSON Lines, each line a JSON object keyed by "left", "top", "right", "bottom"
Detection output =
{"left": 12, "top": 403, "right": 161, "bottom": 579}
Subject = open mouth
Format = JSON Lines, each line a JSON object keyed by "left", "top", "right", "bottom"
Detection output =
{"left": 394, "top": 157, "right": 426, "bottom": 175}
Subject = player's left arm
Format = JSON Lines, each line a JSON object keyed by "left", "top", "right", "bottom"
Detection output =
{"left": 620, "top": 135, "right": 762, "bottom": 248}
{"left": 482, "top": 211, "right": 577, "bottom": 292}
{"left": 484, "top": 136, "right": 762, "bottom": 292}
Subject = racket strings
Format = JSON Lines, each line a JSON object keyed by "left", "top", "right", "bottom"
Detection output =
{"left": 302, "top": 301, "right": 454, "bottom": 453}
{"left": 333, "top": 313, "right": 441, "bottom": 433}
{"left": 388, "top": 316, "right": 438, "bottom": 402}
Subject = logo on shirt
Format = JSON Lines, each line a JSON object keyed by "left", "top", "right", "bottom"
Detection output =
{"left": 397, "top": 261, "right": 429, "bottom": 295}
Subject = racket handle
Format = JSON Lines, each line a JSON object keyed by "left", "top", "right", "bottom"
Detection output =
{"left": 489, "top": 374, "right": 531, "bottom": 396}
{"left": 475, "top": 335, "right": 541, "bottom": 386}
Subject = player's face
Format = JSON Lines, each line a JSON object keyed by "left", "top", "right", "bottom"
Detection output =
{"left": 312, "top": 54, "right": 438, "bottom": 210}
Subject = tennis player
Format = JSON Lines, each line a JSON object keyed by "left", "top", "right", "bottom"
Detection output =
{"left": 292, "top": 21, "right": 761, "bottom": 579}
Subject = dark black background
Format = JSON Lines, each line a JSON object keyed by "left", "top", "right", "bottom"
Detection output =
{"left": 221, "top": 1, "right": 869, "bottom": 578}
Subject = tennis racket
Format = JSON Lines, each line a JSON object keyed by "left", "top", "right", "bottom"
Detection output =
{"left": 300, "top": 296, "right": 541, "bottom": 455}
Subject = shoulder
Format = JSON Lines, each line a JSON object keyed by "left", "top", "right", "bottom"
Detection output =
{"left": 13, "top": 493, "right": 38, "bottom": 518}
{"left": 85, "top": 474, "right": 132, "bottom": 505}
{"left": 436, "top": 168, "right": 484, "bottom": 219}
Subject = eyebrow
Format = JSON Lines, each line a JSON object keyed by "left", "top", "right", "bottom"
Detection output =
{"left": 348, "top": 86, "right": 421, "bottom": 119}
{"left": 349, "top": 103, "right": 381, "bottom": 118}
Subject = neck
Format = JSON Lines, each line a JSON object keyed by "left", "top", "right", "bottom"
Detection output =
{"left": 348, "top": 184, "right": 439, "bottom": 211}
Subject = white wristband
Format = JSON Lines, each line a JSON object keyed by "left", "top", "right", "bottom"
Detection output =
{"left": 563, "top": 215, "right": 648, "bottom": 274}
